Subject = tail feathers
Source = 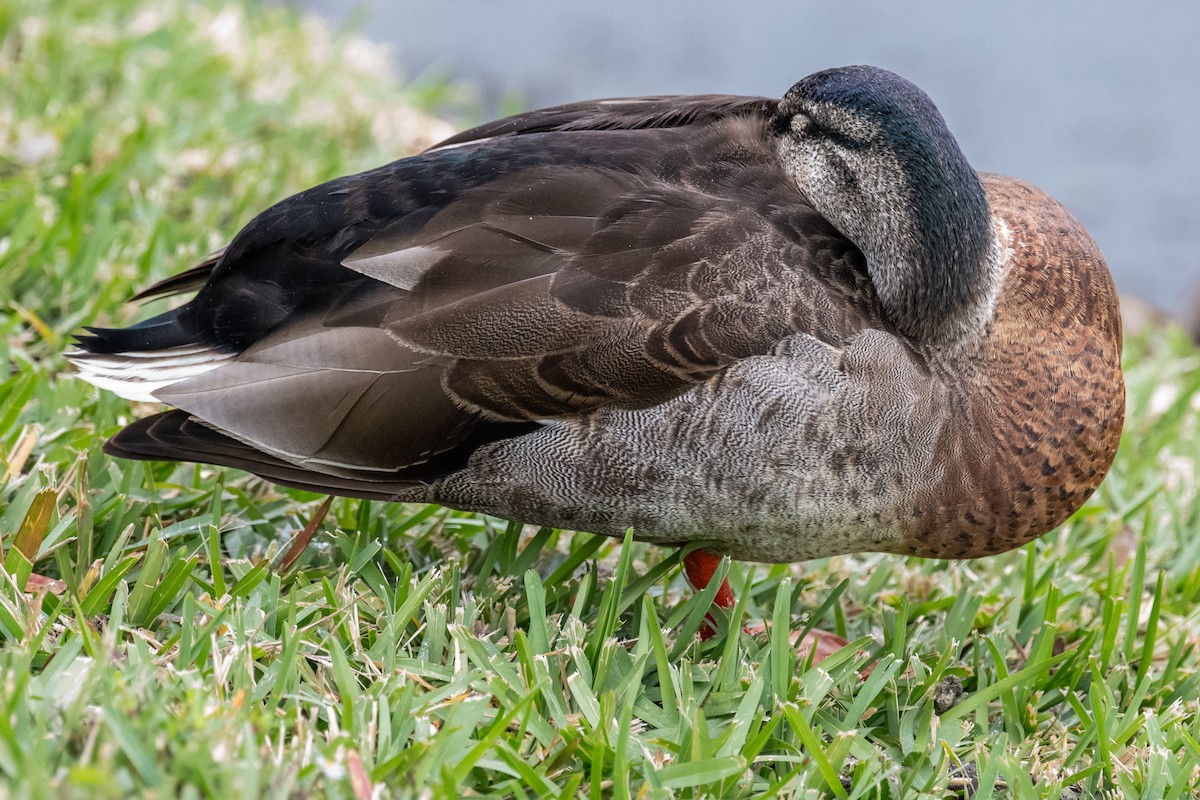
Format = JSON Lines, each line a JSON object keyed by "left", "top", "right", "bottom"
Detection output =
{"left": 131, "top": 249, "right": 224, "bottom": 302}
{"left": 106, "top": 411, "right": 428, "bottom": 501}
{"left": 67, "top": 344, "right": 234, "bottom": 402}
{"left": 73, "top": 308, "right": 200, "bottom": 355}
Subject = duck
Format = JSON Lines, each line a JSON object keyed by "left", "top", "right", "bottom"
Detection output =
{"left": 70, "top": 65, "right": 1125, "bottom": 651}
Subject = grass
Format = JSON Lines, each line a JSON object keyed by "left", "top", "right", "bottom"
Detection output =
{"left": 3, "top": 0, "right": 1200, "bottom": 796}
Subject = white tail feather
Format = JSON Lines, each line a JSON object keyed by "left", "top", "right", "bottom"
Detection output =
{"left": 67, "top": 345, "right": 234, "bottom": 403}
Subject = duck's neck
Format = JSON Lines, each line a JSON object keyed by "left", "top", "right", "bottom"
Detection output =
{"left": 860, "top": 166, "right": 1002, "bottom": 346}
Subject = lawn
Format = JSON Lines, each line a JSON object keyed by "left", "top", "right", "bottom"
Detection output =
{"left": 2, "top": 0, "right": 1200, "bottom": 797}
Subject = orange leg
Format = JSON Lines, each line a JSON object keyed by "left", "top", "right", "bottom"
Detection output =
{"left": 681, "top": 549, "right": 859, "bottom": 670}
{"left": 682, "top": 549, "right": 736, "bottom": 640}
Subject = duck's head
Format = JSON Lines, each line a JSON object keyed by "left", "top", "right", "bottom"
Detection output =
{"left": 775, "top": 65, "right": 999, "bottom": 345}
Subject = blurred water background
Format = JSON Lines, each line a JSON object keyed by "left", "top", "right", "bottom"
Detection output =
{"left": 292, "top": 0, "right": 1200, "bottom": 316}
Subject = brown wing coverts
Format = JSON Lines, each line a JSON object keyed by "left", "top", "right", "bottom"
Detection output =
{"left": 357, "top": 121, "right": 883, "bottom": 422}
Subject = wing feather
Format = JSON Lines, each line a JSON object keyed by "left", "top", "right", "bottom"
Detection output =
{"left": 93, "top": 103, "right": 887, "bottom": 486}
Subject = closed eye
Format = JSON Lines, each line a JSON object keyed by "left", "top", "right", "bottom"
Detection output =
{"left": 823, "top": 128, "right": 867, "bottom": 152}
{"left": 793, "top": 112, "right": 867, "bottom": 152}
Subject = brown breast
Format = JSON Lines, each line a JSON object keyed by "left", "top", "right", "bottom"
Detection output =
{"left": 904, "top": 175, "right": 1125, "bottom": 559}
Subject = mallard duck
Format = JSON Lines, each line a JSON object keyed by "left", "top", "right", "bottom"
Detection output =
{"left": 70, "top": 66, "right": 1124, "bottom": 648}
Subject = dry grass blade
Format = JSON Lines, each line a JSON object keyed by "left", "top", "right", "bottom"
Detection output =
{"left": 345, "top": 749, "right": 372, "bottom": 800}
{"left": 276, "top": 496, "right": 334, "bottom": 573}
{"left": 24, "top": 574, "right": 68, "bottom": 595}
{"left": 3, "top": 425, "right": 40, "bottom": 481}
{"left": 12, "top": 489, "right": 56, "bottom": 561}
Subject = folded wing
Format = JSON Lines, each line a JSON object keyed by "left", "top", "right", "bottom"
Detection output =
{"left": 94, "top": 107, "right": 884, "bottom": 488}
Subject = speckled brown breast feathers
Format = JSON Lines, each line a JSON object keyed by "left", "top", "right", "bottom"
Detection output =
{"left": 905, "top": 176, "right": 1124, "bottom": 558}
